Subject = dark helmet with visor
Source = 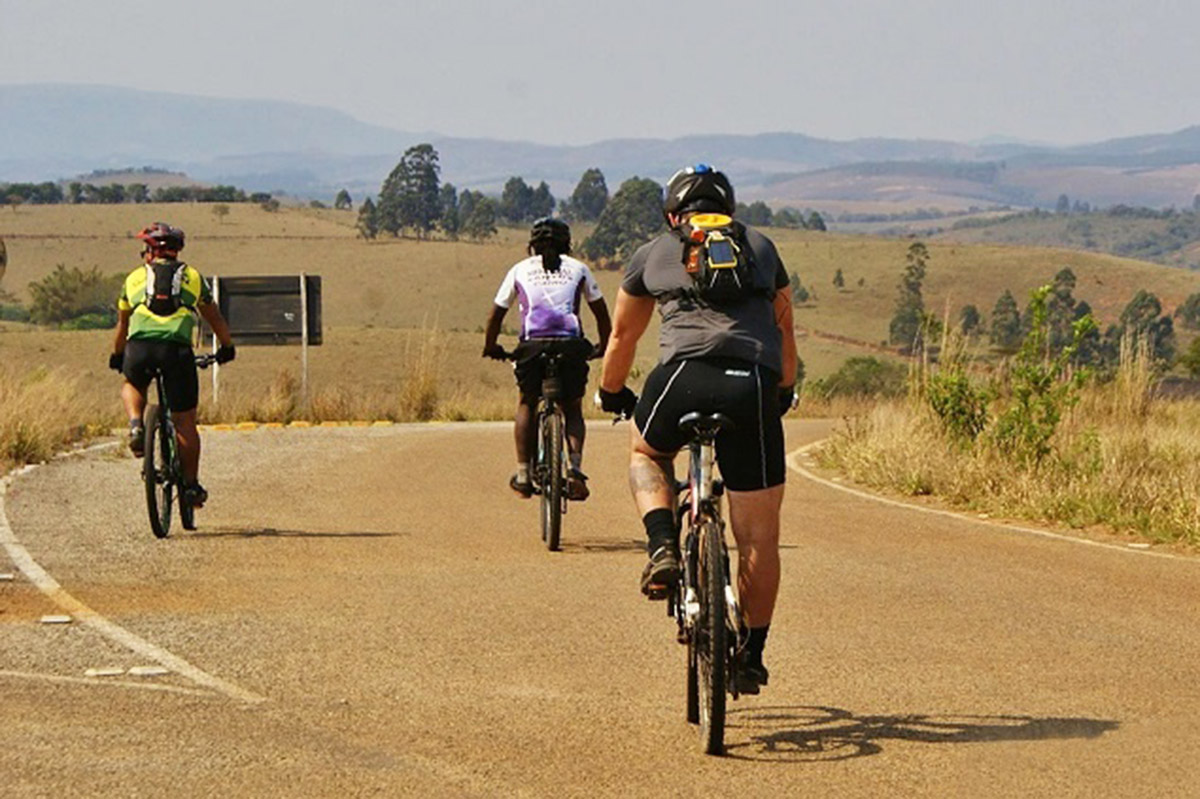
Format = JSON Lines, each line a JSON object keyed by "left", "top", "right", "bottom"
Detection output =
{"left": 663, "top": 163, "right": 735, "bottom": 218}
{"left": 528, "top": 217, "right": 571, "bottom": 254}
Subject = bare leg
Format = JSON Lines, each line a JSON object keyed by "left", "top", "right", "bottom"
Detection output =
{"left": 629, "top": 425, "right": 675, "bottom": 515}
{"left": 513, "top": 399, "right": 536, "bottom": 464}
{"left": 173, "top": 409, "right": 201, "bottom": 483}
{"left": 727, "top": 484, "right": 784, "bottom": 628}
{"left": 121, "top": 381, "right": 146, "bottom": 423}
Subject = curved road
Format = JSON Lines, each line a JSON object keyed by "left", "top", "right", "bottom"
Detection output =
{"left": 2, "top": 420, "right": 1198, "bottom": 797}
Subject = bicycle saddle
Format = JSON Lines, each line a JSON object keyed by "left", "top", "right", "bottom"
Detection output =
{"left": 678, "top": 412, "right": 736, "bottom": 438}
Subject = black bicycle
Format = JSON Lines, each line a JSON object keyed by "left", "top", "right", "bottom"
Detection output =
{"left": 144, "top": 353, "right": 217, "bottom": 538}
{"left": 670, "top": 411, "right": 742, "bottom": 756}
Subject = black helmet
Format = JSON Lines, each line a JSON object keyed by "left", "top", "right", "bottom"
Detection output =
{"left": 663, "top": 164, "right": 735, "bottom": 218}
{"left": 529, "top": 217, "right": 571, "bottom": 254}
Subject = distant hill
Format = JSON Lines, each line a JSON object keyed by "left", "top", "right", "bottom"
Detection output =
{"left": 3, "top": 84, "right": 1199, "bottom": 210}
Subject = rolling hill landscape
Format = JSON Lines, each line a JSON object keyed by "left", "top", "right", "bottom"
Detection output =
{"left": 4, "top": 84, "right": 1200, "bottom": 214}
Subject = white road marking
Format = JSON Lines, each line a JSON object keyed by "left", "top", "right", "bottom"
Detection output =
{"left": 1, "top": 442, "right": 267, "bottom": 704}
{"left": 0, "top": 668, "right": 213, "bottom": 697}
{"left": 786, "top": 441, "right": 1197, "bottom": 564}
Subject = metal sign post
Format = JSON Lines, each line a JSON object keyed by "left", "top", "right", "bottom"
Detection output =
{"left": 211, "top": 275, "right": 221, "bottom": 404}
{"left": 299, "top": 272, "right": 309, "bottom": 408}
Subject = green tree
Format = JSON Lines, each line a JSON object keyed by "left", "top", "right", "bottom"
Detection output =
{"left": 832, "top": 268, "right": 845, "bottom": 289}
{"left": 529, "top": 181, "right": 555, "bottom": 220}
{"left": 775, "top": 207, "right": 804, "bottom": 228}
{"left": 1114, "top": 289, "right": 1175, "bottom": 364}
{"left": 1179, "top": 336, "right": 1200, "bottom": 378}
{"left": 356, "top": 198, "right": 379, "bottom": 240}
{"left": 27, "top": 264, "right": 123, "bottom": 326}
{"left": 439, "top": 184, "right": 460, "bottom": 240}
{"left": 211, "top": 203, "right": 230, "bottom": 224}
{"left": 460, "top": 192, "right": 498, "bottom": 241}
{"left": 499, "top": 177, "right": 534, "bottom": 225}
{"left": 959, "top": 304, "right": 982, "bottom": 336}
{"left": 1175, "top": 292, "right": 1200, "bottom": 330}
{"left": 810, "top": 357, "right": 907, "bottom": 399}
{"left": 334, "top": 189, "right": 353, "bottom": 210}
{"left": 378, "top": 143, "right": 442, "bottom": 238}
{"left": 127, "top": 183, "right": 149, "bottom": 204}
{"left": 566, "top": 168, "right": 608, "bottom": 222}
{"left": 1055, "top": 193, "right": 1071, "bottom": 214}
{"left": 990, "top": 289, "right": 1022, "bottom": 352}
{"left": 740, "top": 201, "right": 773, "bottom": 226}
{"left": 579, "top": 177, "right": 665, "bottom": 267}
{"left": 806, "top": 211, "right": 827, "bottom": 231}
{"left": 888, "top": 241, "right": 929, "bottom": 352}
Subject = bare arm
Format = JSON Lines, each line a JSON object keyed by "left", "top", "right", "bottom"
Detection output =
{"left": 112, "top": 308, "right": 132, "bottom": 354}
{"left": 482, "top": 304, "right": 508, "bottom": 354}
{"left": 773, "top": 286, "right": 797, "bottom": 386}
{"left": 588, "top": 297, "right": 612, "bottom": 355}
{"left": 600, "top": 288, "right": 656, "bottom": 391}
{"left": 197, "top": 301, "right": 234, "bottom": 348}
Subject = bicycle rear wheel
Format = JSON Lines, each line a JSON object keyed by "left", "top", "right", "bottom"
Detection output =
{"left": 143, "top": 405, "right": 174, "bottom": 539}
{"left": 696, "top": 519, "right": 727, "bottom": 755}
{"left": 539, "top": 409, "right": 564, "bottom": 552}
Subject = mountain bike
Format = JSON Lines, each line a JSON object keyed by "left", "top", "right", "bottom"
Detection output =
{"left": 144, "top": 353, "right": 217, "bottom": 538}
{"left": 669, "top": 411, "right": 743, "bottom": 756}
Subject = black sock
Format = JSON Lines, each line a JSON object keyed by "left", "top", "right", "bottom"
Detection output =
{"left": 745, "top": 625, "right": 770, "bottom": 664}
{"left": 642, "top": 508, "right": 676, "bottom": 554}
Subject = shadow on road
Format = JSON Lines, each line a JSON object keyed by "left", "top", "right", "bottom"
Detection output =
{"left": 724, "top": 705, "right": 1119, "bottom": 762}
{"left": 558, "top": 538, "right": 646, "bottom": 554}
{"left": 188, "top": 527, "right": 404, "bottom": 540}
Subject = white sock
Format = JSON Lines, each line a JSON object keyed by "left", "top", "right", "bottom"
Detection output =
{"left": 517, "top": 463, "right": 529, "bottom": 482}
{"left": 569, "top": 452, "right": 583, "bottom": 471}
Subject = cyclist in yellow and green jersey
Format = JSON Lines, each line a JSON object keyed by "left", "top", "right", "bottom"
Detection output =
{"left": 109, "top": 222, "right": 236, "bottom": 509}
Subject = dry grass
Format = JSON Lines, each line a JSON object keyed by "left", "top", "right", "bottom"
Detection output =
{"left": 0, "top": 362, "right": 119, "bottom": 471}
{"left": 819, "top": 348, "right": 1200, "bottom": 546}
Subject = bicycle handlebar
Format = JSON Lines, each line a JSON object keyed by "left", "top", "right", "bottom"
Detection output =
{"left": 195, "top": 353, "right": 219, "bottom": 369}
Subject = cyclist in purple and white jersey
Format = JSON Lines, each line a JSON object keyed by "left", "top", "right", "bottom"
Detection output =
{"left": 483, "top": 218, "right": 612, "bottom": 500}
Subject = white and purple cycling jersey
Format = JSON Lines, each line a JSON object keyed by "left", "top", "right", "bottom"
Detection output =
{"left": 493, "top": 255, "right": 604, "bottom": 340}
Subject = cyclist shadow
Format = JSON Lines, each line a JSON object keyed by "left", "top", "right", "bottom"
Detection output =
{"left": 558, "top": 538, "right": 646, "bottom": 554}
{"left": 189, "top": 526, "right": 404, "bottom": 540}
{"left": 724, "top": 705, "right": 1119, "bottom": 762}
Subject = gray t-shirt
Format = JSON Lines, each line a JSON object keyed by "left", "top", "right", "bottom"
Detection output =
{"left": 622, "top": 225, "right": 790, "bottom": 374}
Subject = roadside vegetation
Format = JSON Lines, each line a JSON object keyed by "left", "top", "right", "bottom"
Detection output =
{"left": 819, "top": 287, "right": 1200, "bottom": 547}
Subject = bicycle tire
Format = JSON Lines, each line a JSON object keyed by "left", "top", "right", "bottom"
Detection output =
{"left": 696, "top": 519, "right": 727, "bottom": 755}
{"left": 540, "top": 409, "right": 564, "bottom": 551}
{"left": 143, "top": 405, "right": 174, "bottom": 539}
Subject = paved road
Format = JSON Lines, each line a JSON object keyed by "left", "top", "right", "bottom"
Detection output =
{"left": 2, "top": 420, "right": 1198, "bottom": 797}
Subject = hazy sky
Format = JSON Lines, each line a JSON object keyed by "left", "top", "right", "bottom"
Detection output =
{"left": 2, "top": 0, "right": 1196, "bottom": 146}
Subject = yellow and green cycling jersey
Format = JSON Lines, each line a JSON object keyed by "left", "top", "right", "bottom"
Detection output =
{"left": 117, "top": 258, "right": 212, "bottom": 344}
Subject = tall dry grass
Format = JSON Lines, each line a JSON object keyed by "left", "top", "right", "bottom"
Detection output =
{"left": 820, "top": 342, "right": 1200, "bottom": 546}
{"left": 0, "top": 363, "right": 119, "bottom": 471}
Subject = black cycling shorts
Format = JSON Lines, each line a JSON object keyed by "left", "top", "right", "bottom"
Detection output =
{"left": 512, "top": 337, "right": 592, "bottom": 402}
{"left": 122, "top": 339, "right": 199, "bottom": 413}
{"left": 634, "top": 357, "right": 785, "bottom": 491}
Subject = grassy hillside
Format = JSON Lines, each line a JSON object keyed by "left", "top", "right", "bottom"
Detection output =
{"left": 3, "top": 203, "right": 1200, "bottom": 430}
{"left": 937, "top": 208, "right": 1200, "bottom": 270}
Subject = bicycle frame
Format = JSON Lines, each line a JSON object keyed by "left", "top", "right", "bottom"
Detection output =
{"left": 675, "top": 419, "right": 741, "bottom": 643}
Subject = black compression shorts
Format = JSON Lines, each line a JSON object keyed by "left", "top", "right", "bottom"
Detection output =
{"left": 513, "top": 337, "right": 592, "bottom": 402}
{"left": 634, "top": 357, "right": 785, "bottom": 491}
{"left": 122, "top": 339, "right": 199, "bottom": 413}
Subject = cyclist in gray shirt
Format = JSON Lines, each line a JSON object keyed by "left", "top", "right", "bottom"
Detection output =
{"left": 598, "top": 165, "right": 797, "bottom": 694}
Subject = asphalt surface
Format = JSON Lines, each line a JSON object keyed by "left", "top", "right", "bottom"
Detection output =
{"left": 2, "top": 419, "right": 1199, "bottom": 797}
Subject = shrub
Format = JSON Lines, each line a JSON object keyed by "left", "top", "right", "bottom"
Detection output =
{"left": 27, "top": 265, "right": 123, "bottom": 326}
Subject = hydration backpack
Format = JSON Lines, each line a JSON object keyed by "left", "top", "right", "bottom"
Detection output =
{"left": 143, "top": 260, "right": 188, "bottom": 316}
{"left": 678, "top": 214, "right": 765, "bottom": 305}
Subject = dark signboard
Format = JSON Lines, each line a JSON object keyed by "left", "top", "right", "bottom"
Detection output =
{"left": 206, "top": 275, "right": 322, "bottom": 346}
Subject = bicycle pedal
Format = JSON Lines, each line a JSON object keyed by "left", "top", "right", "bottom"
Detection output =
{"left": 643, "top": 583, "right": 670, "bottom": 601}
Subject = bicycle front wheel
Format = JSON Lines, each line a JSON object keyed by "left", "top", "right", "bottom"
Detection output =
{"left": 143, "top": 405, "right": 174, "bottom": 539}
{"left": 696, "top": 519, "right": 727, "bottom": 755}
{"left": 539, "top": 409, "right": 564, "bottom": 552}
